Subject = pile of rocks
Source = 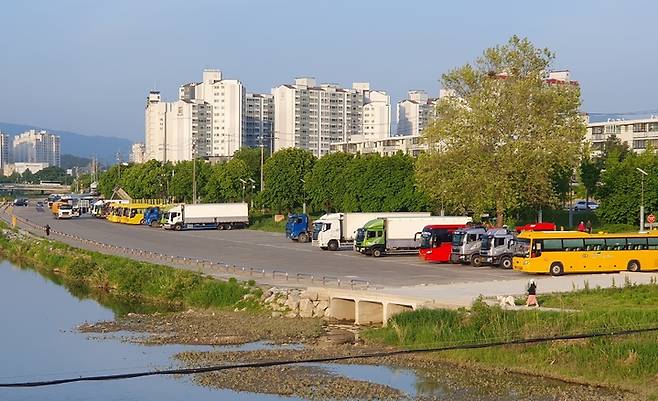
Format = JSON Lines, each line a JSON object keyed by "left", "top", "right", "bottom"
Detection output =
{"left": 260, "top": 287, "right": 330, "bottom": 319}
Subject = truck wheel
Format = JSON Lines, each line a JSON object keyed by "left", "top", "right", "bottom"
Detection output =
{"left": 500, "top": 256, "right": 513, "bottom": 270}
{"left": 227, "top": 224, "right": 233, "bottom": 230}
{"left": 328, "top": 240, "right": 339, "bottom": 251}
{"left": 550, "top": 262, "right": 564, "bottom": 276}
{"left": 471, "top": 254, "right": 482, "bottom": 267}
{"left": 150, "top": 220, "right": 159, "bottom": 228}
{"left": 298, "top": 232, "right": 309, "bottom": 243}
{"left": 372, "top": 248, "right": 383, "bottom": 258}
{"left": 174, "top": 223, "right": 183, "bottom": 231}
{"left": 217, "top": 224, "right": 225, "bottom": 230}
{"left": 450, "top": 254, "right": 459, "bottom": 264}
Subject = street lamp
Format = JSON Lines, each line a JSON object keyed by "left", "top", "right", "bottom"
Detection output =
{"left": 239, "top": 178, "right": 247, "bottom": 202}
{"left": 637, "top": 167, "right": 648, "bottom": 232}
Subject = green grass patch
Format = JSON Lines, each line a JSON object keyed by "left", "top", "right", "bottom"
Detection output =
{"left": 0, "top": 231, "right": 257, "bottom": 313}
{"left": 248, "top": 213, "right": 287, "bottom": 233}
{"left": 364, "top": 287, "right": 658, "bottom": 397}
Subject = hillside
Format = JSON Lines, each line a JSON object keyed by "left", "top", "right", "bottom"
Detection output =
{"left": 0, "top": 122, "right": 133, "bottom": 165}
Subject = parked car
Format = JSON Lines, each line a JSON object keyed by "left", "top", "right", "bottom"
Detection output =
{"left": 13, "top": 198, "right": 28, "bottom": 207}
{"left": 575, "top": 200, "right": 598, "bottom": 210}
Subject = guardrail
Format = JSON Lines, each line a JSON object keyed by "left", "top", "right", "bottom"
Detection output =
{"left": 0, "top": 204, "right": 379, "bottom": 290}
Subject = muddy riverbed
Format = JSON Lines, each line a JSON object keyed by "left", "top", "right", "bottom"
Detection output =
{"left": 79, "top": 309, "right": 641, "bottom": 401}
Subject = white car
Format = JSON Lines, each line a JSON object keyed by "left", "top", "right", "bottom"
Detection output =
{"left": 575, "top": 200, "right": 598, "bottom": 210}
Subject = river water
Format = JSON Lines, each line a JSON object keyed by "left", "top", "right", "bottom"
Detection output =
{"left": 0, "top": 260, "right": 631, "bottom": 401}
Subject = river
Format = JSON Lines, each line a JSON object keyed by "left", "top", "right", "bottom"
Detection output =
{"left": 0, "top": 260, "right": 633, "bottom": 401}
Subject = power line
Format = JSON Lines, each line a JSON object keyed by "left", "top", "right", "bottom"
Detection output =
{"left": 1, "top": 325, "right": 657, "bottom": 388}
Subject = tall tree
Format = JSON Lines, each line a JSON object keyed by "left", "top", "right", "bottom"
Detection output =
{"left": 205, "top": 158, "right": 250, "bottom": 203}
{"left": 416, "top": 36, "right": 585, "bottom": 225}
{"left": 305, "top": 152, "right": 354, "bottom": 212}
{"left": 262, "top": 148, "right": 315, "bottom": 213}
{"left": 232, "top": 147, "right": 268, "bottom": 191}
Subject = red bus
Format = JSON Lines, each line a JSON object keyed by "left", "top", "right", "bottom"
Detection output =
{"left": 418, "top": 224, "right": 469, "bottom": 263}
{"left": 515, "top": 222, "right": 556, "bottom": 233}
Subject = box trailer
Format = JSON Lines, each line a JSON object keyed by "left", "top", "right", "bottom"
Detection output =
{"left": 312, "top": 212, "right": 431, "bottom": 251}
{"left": 356, "top": 216, "right": 472, "bottom": 257}
{"left": 163, "top": 203, "right": 249, "bottom": 231}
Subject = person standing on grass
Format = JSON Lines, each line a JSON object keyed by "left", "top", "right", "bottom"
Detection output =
{"left": 586, "top": 220, "right": 592, "bottom": 234}
{"left": 44, "top": 224, "right": 50, "bottom": 237}
{"left": 577, "top": 221, "right": 586, "bottom": 232}
{"left": 526, "top": 279, "right": 539, "bottom": 307}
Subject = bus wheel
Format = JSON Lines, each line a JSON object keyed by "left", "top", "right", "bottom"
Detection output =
{"left": 627, "top": 260, "right": 641, "bottom": 272}
{"left": 550, "top": 262, "right": 564, "bottom": 276}
{"left": 140, "top": 219, "right": 145, "bottom": 225}
{"left": 372, "top": 248, "right": 383, "bottom": 258}
{"left": 500, "top": 256, "right": 513, "bottom": 270}
{"left": 328, "top": 240, "right": 339, "bottom": 251}
{"left": 471, "top": 254, "right": 482, "bottom": 267}
{"left": 298, "top": 232, "right": 309, "bottom": 243}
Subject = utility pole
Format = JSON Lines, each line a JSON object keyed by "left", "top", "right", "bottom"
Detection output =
{"left": 300, "top": 178, "right": 306, "bottom": 215}
{"left": 637, "top": 167, "right": 648, "bottom": 232}
{"left": 259, "top": 135, "right": 264, "bottom": 192}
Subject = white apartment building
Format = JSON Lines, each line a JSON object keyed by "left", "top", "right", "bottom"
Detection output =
{"left": 273, "top": 78, "right": 390, "bottom": 157}
{"left": 396, "top": 90, "right": 439, "bottom": 136}
{"left": 12, "top": 130, "right": 60, "bottom": 167}
{"left": 0, "top": 132, "right": 8, "bottom": 170}
{"left": 144, "top": 69, "right": 245, "bottom": 162}
{"left": 243, "top": 93, "right": 274, "bottom": 153}
{"left": 330, "top": 134, "right": 427, "bottom": 157}
{"left": 129, "top": 142, "right": 146, "bottom": 164}
{"left": 587, "top": 116, "right": 658, "bottom": 153}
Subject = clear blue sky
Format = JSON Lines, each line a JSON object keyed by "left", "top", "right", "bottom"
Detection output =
{"left": 1, "top": 0, "right": 656, "bottom": 141}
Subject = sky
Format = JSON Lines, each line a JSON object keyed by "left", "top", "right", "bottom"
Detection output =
{"left": 1, "top": 0, "right": 657, "bottom": 141}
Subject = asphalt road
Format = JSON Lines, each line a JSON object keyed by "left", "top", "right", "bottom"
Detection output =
{"left": 10, "top": 206, "right": 526, "bottom": 287}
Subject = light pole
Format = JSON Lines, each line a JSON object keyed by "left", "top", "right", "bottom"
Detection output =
{"left": 637, "top": 167, "right": 648, "bottom": 232}
{"left": 259, "top": 135, "right": 264, "bottom": 192}
{"left": 300, "top": 178, "right": 306, "bottom": 215}
{"left": 239, "top": 178, "right": 247, "bottom": 203}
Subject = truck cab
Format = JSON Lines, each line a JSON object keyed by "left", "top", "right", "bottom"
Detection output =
{"left": 418, "top": 224, "right": 467, "bottom": 263}
{"left": 312, "top": 213, "right": 343, "bottom": 250}
{"left": 355, "top": 218, "right": 385, "bottom": 256}
{"left": 57, "top": 204, "right": 74, "bottom": 219}
{"left": 285, "top": 213, "right": 311, "bottom": 243}
{"left": 451, "top": 226, "right": 487, "bottom": 266}
{"left": 144, "top": 206, "right": 162, "bottom": 227}
{"left": 480, "top": 228, "right": 516, "bottom": 269}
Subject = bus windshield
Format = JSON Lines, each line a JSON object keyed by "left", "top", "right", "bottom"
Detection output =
{"left": 514, "top": 238, "right": 530, "bottom": 257}
{"left": 420, "top": 232, "right": 432, "bottom": 248}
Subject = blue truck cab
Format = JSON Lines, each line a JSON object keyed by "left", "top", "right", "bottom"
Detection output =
{"left": 285, "top": 213, "right": 311, "bottom": 242}
{"left": 143, "top": 206, "right": 162, "bottom": 227}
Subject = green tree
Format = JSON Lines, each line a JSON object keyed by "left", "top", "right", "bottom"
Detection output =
{"left": 232, "top": 147, "right": 268, "bottom": 191}
{"left": 205, "top": 158, "right": 250, "bottom": 202}
{"left": 170, "top": 160, "right": 211, "bottom": 203}
{"left": 305, "top": 152, "right": 354, "bottom": 212}
{"left": 416, "top": 36, "right": 585, "bottom": 225}
{"left": 580, "top": 146, "right": 602, "bottom": 204}
{"left": 21, "top": 169, "right": 35, "bottom": 184}
{"left": 262, "top": 148, "right": 315, "bottom": 213}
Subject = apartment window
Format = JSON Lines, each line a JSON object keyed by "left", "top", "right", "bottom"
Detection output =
{"left": 633, "top": 140, "right": 646, "bottom": 149}
{"left": 649, "top": 123, "right": 658, "bottom": 132}
{"left": 633, "top": 123, "right": 648, "bottom": 132}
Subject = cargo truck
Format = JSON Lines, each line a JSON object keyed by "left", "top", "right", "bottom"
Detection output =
{"left": 285, "top": 213, "right": 312, "bottom": 242}
{"left": 451, "top": 226, "right": 488, "bottom": 266}
{"left": 313, "top": 212, "right": 431, "bottom": 251}
{"left": 163, "top": 203, "right": 249, "bottom": 231}
{"left": 356, "top": 216, "right": 472, "bottom": 257}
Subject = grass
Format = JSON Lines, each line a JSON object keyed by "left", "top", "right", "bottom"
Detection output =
{"left": 364, "top": 286, "right": 658, "bottom": 398}
{"left": 0, "top": 231, "right": 260, "bottom": 312}
{"left": 248, "top": 213, "right": 287, "bottom": 233}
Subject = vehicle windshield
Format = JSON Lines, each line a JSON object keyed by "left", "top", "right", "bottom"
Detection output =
{"left": 355, "top": 228, "right": 365, "bottom": 243}
{"left": 420, "top": 232, "right": 432, "bottom": 249}
{"left": 60, "top": 204, "right": 72, "bottom": 210}
{"left": 515, "top": 238, "right": 530, "bottom": 257}
{"left": 481, "top": 235, "right": 493, "bottom": 251}
{"left": 313, "top": 222, "right": 323, "bottom": 234}
{"left": 451, "top": 233, "right": 464, "bottom": 246}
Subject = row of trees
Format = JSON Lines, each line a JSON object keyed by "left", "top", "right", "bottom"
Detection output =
{"left": 0, "top": 166, "right": 74, "bottom": 185}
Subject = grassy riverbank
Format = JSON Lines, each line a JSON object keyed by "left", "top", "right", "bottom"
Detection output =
{"left": 0, "top": 229, "right": 259, "bottom": 311}
{"left": 364, "top": 284, "right": 658, "bottom": 398}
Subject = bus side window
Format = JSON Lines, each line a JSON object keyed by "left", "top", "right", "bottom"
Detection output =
{"left": 649, "top": 238, "right": 658, "bottom": 250}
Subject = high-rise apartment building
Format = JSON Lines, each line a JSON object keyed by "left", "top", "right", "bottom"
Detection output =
{"left": 396, "top": 90, "right": 439, "bottom": 136}
{"left": 243, "top": 93, "right": 274, "bottom": 153}
{"left": 12, "top": 130, "right": 60, "bottom": 167}
{"left": 144, "top": 69, "right": 248, "bottom": 162}
{"left": 272, "top": 78, "right": 390, "bottom": 157}
{"left": 129, "top": 142, "right": 146, "bottom": 164}
{"left": 0, "top": 132, "right": 9, "bottom": 170}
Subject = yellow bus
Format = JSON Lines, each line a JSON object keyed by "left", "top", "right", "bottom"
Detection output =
{"left": 513, "top": 230, "right": 658, "bottom": 276}
{"left": 121, "top": 203, "right": 150, "bottom": 225}
{"left": 106, "top": 205, "right": 124, "bottom": 223}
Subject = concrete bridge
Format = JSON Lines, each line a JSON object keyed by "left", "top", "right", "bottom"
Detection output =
{"left": 0, "top": 183, "right": 71, "bottom": 194}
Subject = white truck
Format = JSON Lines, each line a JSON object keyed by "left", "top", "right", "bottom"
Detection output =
{"left": 163, "top": 203, "right": 249, "bottom": 231}
{"left": 312, "top": 212, "right": 431, "bottom": 251}
{"left": 356, "top": 215, "right": 472, "bottom": 257}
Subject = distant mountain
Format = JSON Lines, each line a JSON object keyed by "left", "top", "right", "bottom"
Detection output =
{"left": 0, "top": 122, "right": 133, "bottom": 165}
{"left": 61, "top": 154, "right": 92, "bottom": 170}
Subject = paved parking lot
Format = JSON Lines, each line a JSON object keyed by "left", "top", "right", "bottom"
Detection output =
{"left": 9, "top": 206, "right": 527, "bottom": 288}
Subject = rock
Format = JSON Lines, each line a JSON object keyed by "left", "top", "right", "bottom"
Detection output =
{"left": 284, "top": 311, "right": 298, "bottom": 318}
{"left": 271, "top": 311, "right": 282, "bottom": 318}
{"left": 284, "top": 298, "right": 299, "bottom": 311}
{"left": 287, "top": 292, "right": 300, "bottom": 303}
{"left": 264, "top": 294, "right": 276, "bottom": 304}
{"left": 276, "top": 296, "right": 287, "bottom": 306}
{"left": 300, "top": 290, "right": 319, "bottom": 301}
{"left": 298, "top": 299, "right": 314, "bottom": 318}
